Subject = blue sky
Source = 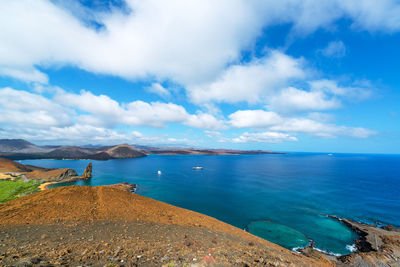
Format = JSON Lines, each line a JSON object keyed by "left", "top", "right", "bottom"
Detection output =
{"left": 0, "top": 0, "right": 399, "bottom": 153}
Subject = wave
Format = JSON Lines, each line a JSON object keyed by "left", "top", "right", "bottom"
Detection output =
{"left": 291, "top": 247, "right": 305, "bottom": 254}
{"left": 346, "top": 244, "right": 357, "bottom": 253}
{"left": 313, "top": 247, "right": 342, "bottom": 257}
{"left": 292, "top": 243, "right": 357, "bottom": 257}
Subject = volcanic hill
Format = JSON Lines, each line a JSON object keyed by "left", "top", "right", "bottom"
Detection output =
{"left": 0, "top": 185, "right": 331, "bottom": 266}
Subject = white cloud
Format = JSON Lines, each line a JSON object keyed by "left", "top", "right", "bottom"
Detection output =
{"left": 0, "top": 0, "right": 265, "bottom": 85}
{"left": 0, "top": 67, "right": 49, "bottom": 84}
{"left": 270, "top": 118, "right": 376, "bottom": 138}
{"left": 338, "top": 0, "right": 400, "bottom": 32}
{"left": 1, "top": 0, "right": 400, "bottom": 86}
{"left": 229, "top": 110, "right": 282, "bottom": 128}
{"left": 0, "top": 124, "right": 129, "bottom": 144}
{"left": 0, "top": 87, "right": 73, "bottom": 128}
{"left": 321, "top": 41, "right": 346, "bottom": 58}
{"left": 309, "top": 79, "right": 373, "bottom": 101}
{"left": 188, "top": 52, "right": 306, "bottom": 104}
{"left": 268, "top": 87, "right": 341, "bottom": 112}
{"left": 267, "top": 79, "right": 373, "bottom": 113}
{"left": 227, "top": 108, "right": 375, "bottom": 138}
{"left": 185, "top": 113, "right": 227, "bottom": 130}
{"left": 146, "top": 83, "right": 171, "bottom": 97}
{"left": 55, "top": 90, "right": 121, "bottom": 118}
{"left": 55, "top": 89, "right": 225, "bottom": 129}
{"left": 231, "top": 131, "right": 298, "bottom": 143}
{"left": 0, "top": 86, "right": 377, "bottom": 144}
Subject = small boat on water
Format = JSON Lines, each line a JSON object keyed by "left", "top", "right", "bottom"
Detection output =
{"left": 192, "top": 166, "right": 203, "bottom": 170}
{"left": 328, "top": 153, "right": 333, "bottom": 156}
{"left": 157, "top": 170, "right": 162, "bottom": 175}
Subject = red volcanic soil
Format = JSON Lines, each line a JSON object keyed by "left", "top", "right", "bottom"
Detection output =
{"left": 0, "top": 158, "right": 30, "bottom": 173}
{"left": 0, "top": 185, "right": 331, "bottom": 266}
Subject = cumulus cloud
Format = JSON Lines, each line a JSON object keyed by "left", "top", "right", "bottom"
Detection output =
{"left": 0, "top": 0, "right": 265, "bottom": 85}
{"left": 0, "top": 88, "right": 216, "bottom": 144}
{"left": 187, "top": 52, "right": 306, "bottom": 104}
{"left": 0, "top": 124, "right": 128, "bottom": 143}
{"left": 231, "top": 131, "right": 298, "bottom": 143}
{"left": 0, "top": 87, "right": 73, "bottom": 128}
{"left": 1, "top": 0, "right": 400, "bottom": 85}
{"left": 228, "top": 108, "right": 376, "bottom": 138}
{"left": 55, "top": 90, "right": 225, "bottom": 129}
{"left": 229, "top": 110, "right": 282, "bottom": 128}
{"left": 0, "top": 67, "right": 49, "bottom": 84}
{"left": 0, "top": 86, "right": 377, "bottom": 144}
{"left": 270, "top": 118, "right": 376, "bottom": 138}
{"left": 185, "top": 113, "right": 227, "bottom": 130}
{"left": 267, "top": 79, "right": 373, "bottom": 113}
{"left": 268, "top": 87, "right": 341, "bottom": 112}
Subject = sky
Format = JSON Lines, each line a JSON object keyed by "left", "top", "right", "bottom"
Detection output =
{"left": 0, "top": 0, "right": 399, "bottom": 153}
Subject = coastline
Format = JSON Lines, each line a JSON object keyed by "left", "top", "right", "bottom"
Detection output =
{"left": 38, "top": 182, "right": 56, "bottom": 191}
{"left": 1, "top": 157, "right": 399, "bottom": 265}
{"left": 297, "top": 215, "right": 400, "bottom": 266}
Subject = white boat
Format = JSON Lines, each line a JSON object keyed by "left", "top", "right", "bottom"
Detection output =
{"left": 157, "top": 170, "right": 162, "bottom": 175}
{"left": 328, "top": 153, "right": 333, "bottom": 156}
{"left": 192, "top": 166, "right": 203, "bottom": 170}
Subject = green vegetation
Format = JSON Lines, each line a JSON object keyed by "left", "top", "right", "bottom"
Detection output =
{"left": 0, "top": 178, "right": 42, "bottom": 203}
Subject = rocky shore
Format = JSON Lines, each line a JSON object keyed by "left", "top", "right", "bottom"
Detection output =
{"left": 299, "top": 216, "right": 400, "bottom": 266}
{"left": 0, "top": 158, "right": 92, "bottom": 184}
{"left": 331, "top": 216, "right": 400, "bottom": 266}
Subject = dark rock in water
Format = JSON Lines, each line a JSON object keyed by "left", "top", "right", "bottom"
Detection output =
{"left": 328, "top": 216, "right": 374, "bottom": 252}
{"left": 81, "top": 163, "right": 92, "bottom": 179}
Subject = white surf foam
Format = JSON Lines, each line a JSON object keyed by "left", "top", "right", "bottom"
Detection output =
{"left": 346, "top": 244, "right": 357, "bottom": 253}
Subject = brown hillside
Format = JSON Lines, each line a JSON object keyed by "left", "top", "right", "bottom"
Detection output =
{"left": 0, "top": 186, "right": 332, "bottom": 266}
{"left": 0, "top": 158, "right": 29, "bottom": 172}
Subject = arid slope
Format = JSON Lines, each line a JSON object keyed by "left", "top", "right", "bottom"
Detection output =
{"left": 0, "top": 185, "right": 331, "bottom": 266}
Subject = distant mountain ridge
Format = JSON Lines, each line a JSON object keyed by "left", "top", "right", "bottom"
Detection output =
{"left": 0, "top": 139, "right": 281, "bottom": 160}
{"left": 0, "top": 139, "right": 51, "bottom": 154}
{"left": 0, "top": 139, "right": 146, "bottom": 160}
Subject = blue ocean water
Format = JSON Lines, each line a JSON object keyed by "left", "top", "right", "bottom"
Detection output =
{"left": 21, "top": 153, "right": 400, "bottom": 255}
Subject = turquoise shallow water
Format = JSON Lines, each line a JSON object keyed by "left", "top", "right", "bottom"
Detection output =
{"left": 21, "top": 153, "right": 400, "bottom": 255}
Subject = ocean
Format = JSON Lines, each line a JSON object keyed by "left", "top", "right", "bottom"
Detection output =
{"left": 20, "top": 153, "right": 400, "bottom": 255}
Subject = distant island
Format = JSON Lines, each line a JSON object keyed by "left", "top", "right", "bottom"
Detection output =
{"left": 0, "top": 139, "right": 283, "bottom": 160}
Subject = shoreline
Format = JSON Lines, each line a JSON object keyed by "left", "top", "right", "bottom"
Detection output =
{"left": 300, "top": 215, "right": 400, "bottom": 266}
{"left": 1, "top": 157, "right": 399, "bottom": 265}
{"left": 38, "top": 182, "right": 56, "bottom": 191}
